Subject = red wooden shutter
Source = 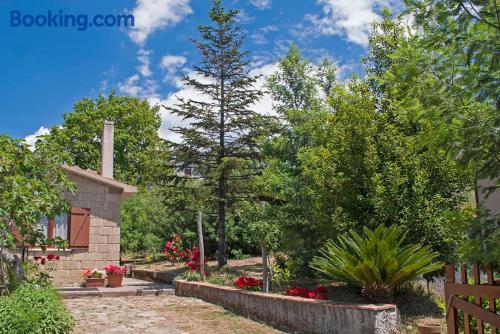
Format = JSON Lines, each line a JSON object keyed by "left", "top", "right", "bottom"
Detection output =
{"left": 69, "top": 208, "right": 90, "bottom": 248}
{"left": 8, "top": 222, "right": 22, "bottom": 244}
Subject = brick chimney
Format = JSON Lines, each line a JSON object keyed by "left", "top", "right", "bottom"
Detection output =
{"left": 100, "top": 120, "right": 114, "bottom": 179}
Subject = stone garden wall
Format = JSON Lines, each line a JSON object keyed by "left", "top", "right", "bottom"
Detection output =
{"left": 175, "top": 280, "right": 399, "bottom": 334}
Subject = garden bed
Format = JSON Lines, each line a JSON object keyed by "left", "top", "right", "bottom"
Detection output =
{"left": 175, "top": 280, "right": 399, "bottom": 334}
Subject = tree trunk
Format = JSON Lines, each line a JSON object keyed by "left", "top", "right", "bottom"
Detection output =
{"left": 197, "top": 210, "right": 205, "bottom": 281}
{"left": 262, "top": 244, "right": 269, "bottom": 293}
{"left": 217, "top": 71, "right": 227, "bottom": 268}
{"left": 217, "top": 182, "right": 227, "bottom": 268}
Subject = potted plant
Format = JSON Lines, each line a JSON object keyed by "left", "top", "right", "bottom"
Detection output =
{"left": 416, "top": 319, "right": 442, "bottom": 334}
{"left": 104, "top": 264, "right": 127, "bottom": 288}
{"left": 82, "top": 269, "right": 105, "bottom": 288}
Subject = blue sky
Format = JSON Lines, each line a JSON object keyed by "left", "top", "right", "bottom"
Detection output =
{"left": 0, "top": 0, "right": 402, "bottom": 142}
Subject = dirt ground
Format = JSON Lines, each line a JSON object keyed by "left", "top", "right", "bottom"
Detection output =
{"left": 65, "top": 294, "right": 283, "bottom": 334}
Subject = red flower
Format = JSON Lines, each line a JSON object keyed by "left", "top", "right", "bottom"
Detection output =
{"left": 104, "top": 264, "right": 127, "bottom": 275}
{"left": 234, "top": 276, "right": 262, "bottom": 290}
{"left": 286, "top": 286, "right": 328, "bottom": 300}
{"left": 40, "top": 258, "right": 46, "bottom": 265}
{"left": 47, "top": 253, "right": 56, "bottom": 261}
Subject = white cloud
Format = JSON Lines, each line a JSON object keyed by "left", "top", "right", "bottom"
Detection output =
{"left": 159, "top": 54, "right": 187, "bottom": 82}
{"left": 248, "top": 62, "right": 278, "bottom": 116}
{"left": 136, "top": 49, "right": 152, "bottom": 77}
{"left": 24, "top": 126, "right": 50, "bottom": 150}
{"left": 250, "top": 25, "right": 278, "bottom": 45}
{"left": 235, "top": 9, "right": 255, "bottom": 24}
{"left": 128, "top": 0, "right": 192, "bottom": 45}
{"left": 249, "top": 0, "right": 272, "bottom": 10}
{"left": 118, "top": 74, "right": 159, "bottom": 97}
{"left": 306, "top": 0, "right": 401, "bottom": 47}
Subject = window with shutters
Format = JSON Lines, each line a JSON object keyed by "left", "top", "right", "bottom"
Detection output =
{"left": 32, "top": 207, "right": 90, "bottom": 248}
{"left": 35, "top": 214, "right": 69, "bottom": 241}
{"left": 68, "top": 207, "right": 90, "bottom": 248}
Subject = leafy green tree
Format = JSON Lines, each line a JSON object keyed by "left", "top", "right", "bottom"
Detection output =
{"left": 167, "top": 0, "right": 269, "bottom": 267}
{"left": 0, "top": 135, "right": 75, "bottom": 291}
{"left": 263, "top": 45, "right": 468, "bottom": 271}
{"left": 45, "top": 93, "right": 170, "bottom": 187}
{"left": 367, "top": 3, "right": 498, "bottom": 262}
{"left": 379, "top": 1, "right": 499, "bottom": 185}
{"left": 362, "top": 8, "right": 405, "bottom": 111}
{"left": 267, "top": 44, "right": 335, "bottom": 114}
{"left": 259, "top": 46, "right": 338, "bottom": 269}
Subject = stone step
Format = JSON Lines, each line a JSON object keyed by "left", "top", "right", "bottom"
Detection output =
{"left": 60, "top": 287, "right": 174, "bottom": 299}
{"left": 58, "top": 278, "right": 174, "bottom": 299}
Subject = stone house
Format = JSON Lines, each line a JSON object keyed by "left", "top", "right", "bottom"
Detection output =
{"left": 29, "top": 121, "right": 137, "bottom": 283}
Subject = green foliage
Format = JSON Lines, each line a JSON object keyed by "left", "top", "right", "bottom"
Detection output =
{"left": 269, "top": 253, "right": 297, "bottom": 288}
{"left": 0, "top": 283, "right": 73, "bottom": 334}
{"left": 229, "top": 249, "right": 250, "bottom": 260}
{"left": 456, "top": 209, "right": 500, "bottom": 268}
{"left": 365, "top": 4, "right": 498, "bottom": 265}
{"left": 120, "top": 187, "right": 195, "bottom": 254}
{"left": 311, "top": 224, "right": 442, "bottom": 302}
{"left": 206, "top": 268, "right": 237, "bottom": 286}
{"left": 263, "top": 47, "right": 468, "bottom": 270}
{"left": 0, "top": 135, "right": 75, "bottom": 250}
{"left": 43, "top": 93, "right": 171, "bottom": 187}
{"left": 176, "top": 270, "right": 202, "bottom": 282}
{"left": 0, "top": 135, "right": 75, "bottom": 294}
{"left": 269, "top": 265, "right": 292, "bottom": 288}
{"left": 23, "top": 261, "right": 58, "bottom": 288}
{"left": 185, "top": 271, "right": 201, "bottom": 282}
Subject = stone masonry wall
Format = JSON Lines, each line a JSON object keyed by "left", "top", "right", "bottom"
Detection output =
{"left": 29, "top": 174, "right": 121, "bottom": 284}
{"left": 176, "top": 280, "right": 399, "bottom": 334}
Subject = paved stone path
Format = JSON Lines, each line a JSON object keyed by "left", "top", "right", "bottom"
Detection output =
{"left": 65, "top": 295, "right": 283, "bottom": 334}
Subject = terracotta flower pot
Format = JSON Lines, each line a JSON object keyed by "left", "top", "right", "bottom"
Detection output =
{"left": 107, "top": 274, "right": 124, "bottom": 288}
{"left": 84, "top": 278, "right": 105, "bottom": 288}
{"left": 417, "top": 320, "right": 442, "bottom": 334}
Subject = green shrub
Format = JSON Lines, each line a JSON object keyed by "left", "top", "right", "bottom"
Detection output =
{"left": 175, "top": 270, "right": 202, "bottom": 282}
{"left": 270, "top": 252, "right": 298, "bottom": 288}
{"left": 311, "top": 224, "right": 442, "bottom": 302}
{"left": 229, "top": 249, "right": 250, "bottom": 260}
{"left": 185, "top": 271, "right": 201, "bottom": 282}
{"left": 0, "top": 283, "right": 73, "bottom": 334}
{"left": 206, "top": 266, "right": 237, "bottom": 286}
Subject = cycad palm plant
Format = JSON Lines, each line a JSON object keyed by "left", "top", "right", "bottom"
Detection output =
{"left": 311, "top": 224, "right": 442, "bottom": 302}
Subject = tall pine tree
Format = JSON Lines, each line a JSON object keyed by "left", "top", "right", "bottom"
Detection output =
{"left": 168, "top": 0, "right": 267, "bottom": 267}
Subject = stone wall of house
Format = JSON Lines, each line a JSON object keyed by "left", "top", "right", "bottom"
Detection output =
{"left": 29, "top": 174, "right": 121, "bottom": 284}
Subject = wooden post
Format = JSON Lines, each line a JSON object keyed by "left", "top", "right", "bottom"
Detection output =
{"left": 472, "top": 264, "right": 484, "bottom": 334}
{"left": 260, "top": 201, "right": 269, "bottom": 293}
{"left": 197, "top": 210, "right": 205, "bottom": 281}
{"left": 445, "top": 264, "right": 458, "bottom": 334}
{"left": 460, "top": 264, "right": 471, "bottom": 334}
{"left": 485, "top": 265, "right": 497, "bottom": 334}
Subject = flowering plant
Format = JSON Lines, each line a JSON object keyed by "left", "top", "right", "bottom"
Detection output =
{"left": 28, "top": 254, "right": 60, "bottom": 287}
{"left": 33, "top": 253, "right": 60, "bottom": 265}
{"left": 104, "top": 264, "right": 127, "bottom": 276}
{"left": 234, "top": 276, "right": 263, "bottom": 291}
{"left": 163, "top": 234, "right": 189, "bottom": 263}
{"left": 285, "top": 286, "right": 327, "bottom": 300}
{"left": 185, "top": 247, "right": 207, "bottom": 273}
{"left": 82, "top": 268, "right": 104, "bottom": 279}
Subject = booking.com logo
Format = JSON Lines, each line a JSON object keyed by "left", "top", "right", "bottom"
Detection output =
{"left": 10, "top": 10, "right": 134, "bottom": 31}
